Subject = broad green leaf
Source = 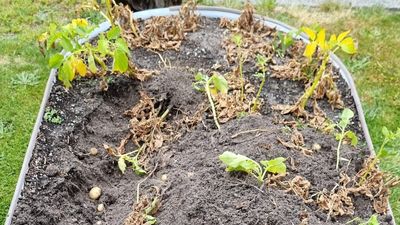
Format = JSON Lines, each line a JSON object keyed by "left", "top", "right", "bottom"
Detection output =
{"left": 73, "top": 58, "right": 87, "bottom": 76}
{"left": 345, "top": 131, "right": 358, "bottom": 146}
{"left": 49, "top": 53, "right": 64, "bottom": 68}
{"left": 113, "top": 49, "right": 129, "bottom": 73}
{"left": 118, "top": 157, "right": 127, "bottom": 174}
{"left": 340, "top": 108, "right": 354, "bottom": 121}
{"left": 302, "top": 27, "right": 316, "bottom": 41}
{"left": 261, "top": 157, "right": 286, "bottom": 174}
{"left": 316, "top": 29, "right": 326, "bottom": 47}
{"left": 107, "top": 26, "right": 121, "bottom": 40}
{"left": 97, "top": 35, "right": 109, "bottom": 55}
{"left": 219, "top": 151, "right": 259, "bottom": 174}
{"left": 382, "top": 126, "right": 389, "bottom": 138}
{"left": 211, "top": 74, "right": 228, "bottom": 94}
{"left": 337, "top": 30, "right": 350, "bottom": 42}
{"left": 59, "top": 58, "right": 74, "bottom": 88}
{"left": 115, "top": 38, "right": 130, "bottom": 54}
{"left": 303, "top": 42, "right": 317, "bottom": 59}
{"left": 88, "top": 52, "right": 97, "bottom": 73}
{"left": 60, "top": 35, "right": 74, "bottom": 52}
{"left": 339, "top": 37, "right": 356, "bottom": 54}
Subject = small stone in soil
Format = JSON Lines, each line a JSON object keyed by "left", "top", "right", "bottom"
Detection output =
{"left": 312, "top": 143, "right": 321, "bottom": 151}
{"left": 97, "top": 203, "right": 105, "bottom": 212}
{"left": 161, "top": 174, "right": 168, "bottom": 181}
{"left": 89, "top": 187, "right": 102, "bottom": 200}
{"left": 89, "top": 147, "right": 98, "bottom": 156}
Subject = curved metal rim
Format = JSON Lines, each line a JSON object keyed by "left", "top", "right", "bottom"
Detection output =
{"left": 5, "top": 5, "right": 393, "bottom": 225}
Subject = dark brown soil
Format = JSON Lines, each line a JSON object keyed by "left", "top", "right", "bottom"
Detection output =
{"left": 11, "top": 17, "right": 393, "bottom": 225}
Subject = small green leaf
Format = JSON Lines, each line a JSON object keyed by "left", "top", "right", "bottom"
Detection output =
{"left": 340, "top": 108, "right": 354, "bottom": 121}
{"left": 232, "top": 34, "right": 242, "bottom": 47}
{"left": 211, "top": 74, "right": 228, "bottom": 94}
{"left": 115, "top": 38, "right": 130, "bottom": 54}
{"left": 97, "top": 35, "right": 109, "bottom": 55}
{"left": 219, "top": 151, "right": 260, "bottom": 174}
{"left": 118, "top": 157, "right": 127, "bottom": 174}
{"left": 366, "top": 214, "right": 379, "bottom": 225}
{"left": 60, "top": 35, "right": 74, "bottom": 52}
{"left": 106, "top": 26, "right": 121, "bottom": 40}
{"left": 345, "top": 131, "right": 358, "bottom": 146}
{"left": 261, "top": 157, "right": 287, "bottom": 174}
{"left": 88, "top": 52, "right": 97, "bottom": 73}
{"left": 339, "top": 37, "right": 356, "bottom": 54}
{"left": 254, "top": 72, "right": 265, "bottom": 79}
{"left": 49, "top": 53, "right": 64, "bottom": 68}
{"left": 113, "top": 48, "right": 129, "bottom": 73}
{"left": 382, "top": 126, "right": 389, "bottom": 138}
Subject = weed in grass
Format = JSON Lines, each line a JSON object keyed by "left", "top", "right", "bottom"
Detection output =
{"left": 0, "top": 121, "right": 14, "bottom": 139}
{"left": 44, "top": 107, "right": 63, "bottom": 125}
{"left": 344, "top": 55, "right": 370, "bottom": 73}
{"left": 328, "top": 108, "right": 357, "bottom": 170}
{"left": 219, "top": 151, "right": 286, "bottom": 184}
{"left": 320, "top": 0, "right": 343, "bottom": 12}
{"left": 193, "top": 72, "right": 228, "bottom": 130}
{"left": 11, "top": 71, "right": 40, "bottom": 87}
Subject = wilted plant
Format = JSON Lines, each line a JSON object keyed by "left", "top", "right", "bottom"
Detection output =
{"left": 295, "top": 27, "right": 356, "bottom": 112}
{"left": 219, "top": 151, "right": 286, "bottom": 183}
{"left": 252, "top": 54, "right": 268, "bottom": 112}
{"left": 105, "top": 143, "right": 147, "bottom": 175}
{"left": 360, "top": 126, "right": 400, "bottom": 184}
{"left": 193, "top": 72, "right": 228, "bottom": 130}
{"left": 39, "top": 18, "right": 130, "bottom": 88}
{"left": 329, "top": 108, "right": 358, "bottom": 170}
{"left": 232, "top": 33, "right": 246, "bottom": 102}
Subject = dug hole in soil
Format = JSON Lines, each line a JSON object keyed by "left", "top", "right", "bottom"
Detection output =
{"left": 11, "top": 5, "right": 394, "bottom": 225}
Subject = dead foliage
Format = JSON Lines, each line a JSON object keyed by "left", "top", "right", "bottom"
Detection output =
{"left": 299, "top": 211, "right": 309, "bottom": 225}
{"left": 317, "top": 187, "right": 355, "bottom": 218}
{"left": 286, "top": 176, "right": 313, "bottom": 203}
{"left": 124, "top": 190, "right": 160, "bottom": 225}
{"left": 127, "top": 61, "right": 156, "bottom": 81}
{"left": 314, "top": 67, "right": 344, "bottom": 109}
{"left": 277, "top": 127, "right": 312, "bottom": 156}
{"left": 115, "top": 0, "right": 198, "bottom": 51}
{"left": 270, "top": 59, "right": 308, "bottom": 81}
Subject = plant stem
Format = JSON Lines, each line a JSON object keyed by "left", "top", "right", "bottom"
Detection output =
{"left": 336, "top": 129, "right": 346, "bottom": 170}
{"left": 205, "top": 79, "right": 220, "bottom": 130}
{"left": 252, "top": 76, "right": 265, "bottom": 112}
{"left": 239, "top": 58, "right": 244, "bottom": 103}
{"left": 360, "top": 139, "right": 387, "bottom": 184}
{"left": 298, "top": 53, "right": 330, "bottom": 110}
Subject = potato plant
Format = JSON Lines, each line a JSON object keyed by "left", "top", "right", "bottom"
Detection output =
{"left": 193, "top": 72, "right": 228, "bottom": 130}
{"left": 297, "top": 27, "right": 356, "bottom": 111}
{"left": 252, "top": 54, "right": 268, "bottom": 112}
{"left": 39, "top": 19, "right": 130, "bottom": 88}
{"left": 232, "top": 33, "right": 246, "bottom": 102}
{"left": 219, "top": 151, "right": 286, "bottom": 183}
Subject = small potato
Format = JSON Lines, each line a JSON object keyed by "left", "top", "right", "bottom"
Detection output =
{"left": 161, "top": 174, "right": 168, "bottom": 181}
{"left": 89, "top": 147, "right": 98, "bottom": 156}
{"left": 97, "top": 203, "right": 105, "bottom": 212}
{"left": 89, "top": 187, "right": 102, "bottom": 200}
{"left": 312, "top": 143, "right": 321, "bottom": 151}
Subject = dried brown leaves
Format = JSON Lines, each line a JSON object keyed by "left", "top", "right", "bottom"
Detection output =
{"left": 286, "top": 176, "right": 312, "bottom": 203}
{"left": 270, "top": 59, "right": 308, "bottom": 81}
{"left": 277, "top": 128, "right": 313, "bottom": 156}
{"left": 124, "top": 194, "right": 160, "bottom": 225}
{"left": 314, "top": 67, "right": 344, "bottom": 109}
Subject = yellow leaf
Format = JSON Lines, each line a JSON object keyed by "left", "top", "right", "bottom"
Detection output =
{"left": 73, "top": 58, "right": 87, "bottom": 76}
{"left": 38, "top": 32, "right": 48, "bottom": 43}
{"left": 302, "top": 27, "right": 316, "bottom": 41}
{"left": 328, "top": 34, "right": 337, "bottom": 49}
{"left": 72, "top": 18, "right": 89, "bottom": 27}
{"left": 337, "top": 30, "right": 350, "bottom": 42}
{"left": 210, "top": 87, "right": 218, "bottom": 97}
{"left": 339, "top": 37, "right": 356, "bottom": 54}
{"left": 316, "top": 29, "right": 326, "bottom": 46}
{"left": 303, "top": 42, "right": 317, "bottom": 59}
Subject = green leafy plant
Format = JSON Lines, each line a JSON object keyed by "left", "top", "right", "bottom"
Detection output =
{"left": 274, "top": 31, "right": 294, "bottom": 58}
{"left": 232, "top": 33, "right": 246, "bottom": 102}
{"left": 39, "top": 18, "right": 130, "bottom": 88}
{"left": 360, "top": 126, "right": 400, "bottom": 183}
{"left": 219, "top": 151, "right": 286, "bottom": 183}
{"left": 346, "top": 214, "right": 379, "bottom": 225}
{"left": 330, "top": 108, "right": 358, "bottom": 170}
{"left": 296, "top": 27, "right": 356, "bottom": 111}
{"left": 44, "top": 107, "right": 63, "bottom": 125}
{"left": 193, "top": 72, "right": 228, "bottom": 130}
{"left": 11, "top": 71, "right": 40, "bottom": 87}
{"left": 252, "top": 54, "right": 268, "bottom": 112}
{"left": 117, "top": 146, "right": 146, "bottom": 175}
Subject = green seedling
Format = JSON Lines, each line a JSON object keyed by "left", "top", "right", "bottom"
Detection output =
{"left": 252, "top": 54, "right": 268, "bottom": 112}
{"left": 117, "top": 145, "right": 146, "bottom": 175}
{"left": 329, "top": 108, "right": 358, "bottom": 170}
{"left": 193, "top": 72, "right": 228, "bottom": 130}
{"left": 296, "top": 27, "right": 356, "bottom": 111}
{"left": 346, "top": 214, "right": 379, "bottom": 225}
{"left": 44, "top": 107, "right": 63, "bottom": 125}
{"left": 219, "top": 151, "right": 286, "bottom": 183}
{"left": 274, "top": 31, "right": 294, "bottom": 58}
{"left": 39, "top": 18, "right": 130, "bottom": 88}
{"left": 232, "top": 33, "right": 246, "bottom": 102}
{"left": 360, "top": 126, "right": 400, "bottom": 184}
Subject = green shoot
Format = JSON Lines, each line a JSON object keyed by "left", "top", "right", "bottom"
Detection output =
{"left": 252, "top": 54, "right": 268, "bottom": 112}
{"left": 297, "top": 28, "right": 356, "bottom": 111}
{"left": 330, "top": 108, "right": 358, "bottom": 170}
{"left": 219, "top": 151, "right": 286, "bottom": 183}
{"left": 232, "top": 33, "right": 246, "bottom": 102}
{"left": 193, "top": 72, "right": 228, "bottom": 130}
{"left": 117, "top": 145, "right": 147, "bottom": 175}
{"left": 44, "top": 107, "right": 63, "bottom": 125}
{"left": 274, "top": 31, "right": 294, "bottom": 58}
{"left": 360, "top": 126, "right": 400, "bottom": 184}
{"left": 39, "top": 19, "right": 130, "bottom": 88}
{"left": 346, "top": 214, "right": 379, "bottom": 225}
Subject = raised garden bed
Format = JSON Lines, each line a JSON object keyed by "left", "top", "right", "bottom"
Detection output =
{"left": 6, "top": 4, "right": 396, "bottom": 225}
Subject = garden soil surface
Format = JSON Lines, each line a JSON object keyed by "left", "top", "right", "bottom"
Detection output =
{"left": 12, "top": 18, "right": 393, "bottom": 225}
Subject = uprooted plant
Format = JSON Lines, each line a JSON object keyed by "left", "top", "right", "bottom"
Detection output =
{"left": 193, "top": 72, "right": 228, "bottom": 130}
{"left": 287, "top": 27, "right": 356, "bottom": 115}
{"left": 219, "top": 151, "right": 286, "bottom": 184}
{"left": 329, "top": 108, "right": 358, "bottom": 170}
{"left": 360, "top": 126, "right": 400, "bottom": 184}
{"left": 104, "top": 143, "right": 147, "bottom": 175}
{"left": 252, "top": 54, "right": 268, "bottom": 112}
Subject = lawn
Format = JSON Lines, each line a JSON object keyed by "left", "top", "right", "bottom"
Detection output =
{"left": 0, "top": 0, "right": 399, "bottom": 224}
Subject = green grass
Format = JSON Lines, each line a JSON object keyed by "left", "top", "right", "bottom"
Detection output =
{"left": 0, "top": 0, "right": 399, "bottom": 224}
